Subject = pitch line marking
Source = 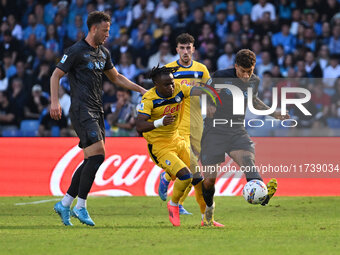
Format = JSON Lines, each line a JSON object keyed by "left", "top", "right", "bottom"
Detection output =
{"left": 14, "top": 198, "right": 60, "bottom": 206}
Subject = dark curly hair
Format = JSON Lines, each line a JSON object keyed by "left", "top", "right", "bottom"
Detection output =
{"left": 235, "top": 49, "right": 256, "bottom": 68}
{"left": 87, "top": 11, "right": 111, "bottom": 30}
{"left": 149, "top": 65, "right": 180, "bottom": 83}
{"left": 176, "top": 33, "right": 195, "bottom": 45}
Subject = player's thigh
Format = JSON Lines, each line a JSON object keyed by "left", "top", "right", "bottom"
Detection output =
{"left": 228, "top": 131, "right": 255, "bottom": 156}
{"left": 158, "top": 151, "right": 189, "bottom": 178}
{"left": 84, "top": 140, "right": 105, "bottom": 157}
{"left": 70, "top": 108, "right": 105, "bottom": 149}
{"left": 177, "top": 136, "right": 191, "bottom": 167}
{"left": 147, "top": 143, "right": 186, "bottom": 178}
{"left": 200, "top": 131, "right": 226, "bottom": 166}
{"left": 190, "top": 133, "right": 201, "bottom": 156}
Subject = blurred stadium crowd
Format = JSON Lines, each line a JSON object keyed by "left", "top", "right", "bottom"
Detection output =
{"left": 0, "top": 0, "right": 339, "bottom": 137}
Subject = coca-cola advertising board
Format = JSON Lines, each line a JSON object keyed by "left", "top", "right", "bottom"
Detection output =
{"left": 0, "top": 137, "right": 340, "bottom": 196}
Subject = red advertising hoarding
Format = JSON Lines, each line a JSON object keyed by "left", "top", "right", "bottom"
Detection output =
{"left": 0, "top": 137, "right": 339, "bottom": 196}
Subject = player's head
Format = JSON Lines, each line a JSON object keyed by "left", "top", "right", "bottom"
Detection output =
{"left": 149, "top": 65, "right": 180, "bottom": 98}
{"left": 235, "top": 49, "right": 256, "bottom": 82}
{"left": 87, "top": 11, "right": 111, "bottom": 46}
{"left": 176, "top": 33, "right": 195, "bottom": 65}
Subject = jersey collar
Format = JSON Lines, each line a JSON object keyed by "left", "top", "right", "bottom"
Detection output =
{"left": 176, "top": 60, "right": 193, "bottom": 68}
{"left": 155, "top": 89, "right": 168, "bottom": 98}
{"left": 82, "top": 38, "right": 98, "bottom": 51}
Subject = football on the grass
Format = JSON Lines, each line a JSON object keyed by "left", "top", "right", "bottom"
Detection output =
{"left": 243, "top": 180, "right": 268, "bottom": 204}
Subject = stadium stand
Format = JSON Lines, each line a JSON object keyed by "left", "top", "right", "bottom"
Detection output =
{"left": 0, "top": 0, "right": 339, "bottom": 137}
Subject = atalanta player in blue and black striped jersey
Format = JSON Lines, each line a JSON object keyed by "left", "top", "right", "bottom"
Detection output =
{"left": 50, "top": 11, "right": 146, "bottom": 227}
{"left": 200, "top": 49, "right": 290, "bottom": 226}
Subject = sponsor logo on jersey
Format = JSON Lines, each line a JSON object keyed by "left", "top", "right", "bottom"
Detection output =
{"left": 162, "top": 104, "right": 181, "bottom": 116}
{"left": 60, "top": 54, "right": 68, "bottom": 63}
{"left": 165, "top": 160, "right": 171, "bottom": 165}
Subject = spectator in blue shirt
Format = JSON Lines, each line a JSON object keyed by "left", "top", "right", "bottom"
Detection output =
{"left": 114, "top": 0, "right": 130, "bottom": 28}
{"left": 67, "top": 15, "right": 87, "bottom": 42}
{"left": 67, "top": 0, "right": 87, "bottom": 26}
{"left": 318, "top": 22, "right": 332, "bottom": 46}
{"left": 23, "top": 13, "right": 46, "bottom": 42}
{"left": 226, "top": 1, "right": 238, "bottom": 23}
{"left": 278, "top": 0, "right": 296, "bottom": 21}
{"left": 44, "top": 24, "right": 60, "bottom": 55}
{"left": 44, "top": 0, "right": 59, "bottom": 25}
{"left": 272, "top": 22, "right": 297, "bottom": 54}
{"left": 2, "top": 52, "right": 16, "bottom": 79}
{"left": 215, "top": 9, "right": 228, "bottom": 44}
{"left": 303, "top": 26, "right": 318, "bottom": 52}
{"left": 329, "top": 25, "right": 340, "bottom": 55}
{"left": 236, "top": 0, "right": 252, "bottom": 15}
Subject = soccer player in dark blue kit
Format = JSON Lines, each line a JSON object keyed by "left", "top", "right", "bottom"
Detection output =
{"left": 50, "top": 11, "right": 146, "bottom": 226}
{"left": 200, "top": 49, "right": 290, "bottom": 226}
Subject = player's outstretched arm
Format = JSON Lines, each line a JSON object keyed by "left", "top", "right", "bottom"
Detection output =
{"left": 190, "top": 86, "right": 218, "bottom": 99}
{"left": 252, "top": 95, "right": 290, "bottom": 120}
{"left": 136, "top": 114, "right": 174, "bottom": 133}
{"left": 104, "top": 67, "right": 147, "bottom": 95}
{"left": 50, "top": 68, "right": 65, "bottom": 120}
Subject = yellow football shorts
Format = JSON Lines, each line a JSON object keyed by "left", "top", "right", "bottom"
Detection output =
{"left": 147, "top": 136, "right": 192, "bottom": 178}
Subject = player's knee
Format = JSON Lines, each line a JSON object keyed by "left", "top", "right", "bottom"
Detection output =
{"left": 203, "top": 178, "right": 215, "bottom": 189}
{"left": 191, "top": 172, "right": 203, "bottom": 186}
{"left": 241, "top": 154, "right": 255, "bottom": 167}
{"left": 87, "top": 154, "right": 105, "bottom": 177}
{"left": 176, "top": 168, "right": 193, "bottom": 181}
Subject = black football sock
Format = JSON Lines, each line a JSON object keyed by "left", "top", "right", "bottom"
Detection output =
{"left": 244, "top": 171, "right": 263, "bottom": 182}
{"left": 241, "top": 155, "right": 263, "bottom": 182}
{"left": 78, "top": 155, "right": 104, "bottom": 199}
{"left": 202, "top": 182, "right": 215, "bottom": 207}
{"left": 66, "top": 159, "right": 88, "bottom": 198}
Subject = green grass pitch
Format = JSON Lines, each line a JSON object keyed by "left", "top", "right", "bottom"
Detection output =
{"left": 0, "top": 196, "right": 339, "bottom": 255}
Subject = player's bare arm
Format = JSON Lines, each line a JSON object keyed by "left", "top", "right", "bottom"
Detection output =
{"left": 136, "top": 114, "right": 175, "bottom": 133}
{"left": 50, "top": 67, "right": 65, "bottom": 120}
{"left": 190, "top": 86, "right": 217, "bottom": 97}
{"left": 104, "top": 67, "right": 147, "bottom": 95}
{"left": 252, "top": 95, "right": 290, "bottom": 120}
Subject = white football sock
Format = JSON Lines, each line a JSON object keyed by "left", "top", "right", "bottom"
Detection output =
{"left": 61, "top": 193, "right": 74, "bottom": 207}
{"left": 76, "top": 198, "right": 86, "bottom": 209}
{"left": 169, "top": 200, "right": 178, "bottom": 206}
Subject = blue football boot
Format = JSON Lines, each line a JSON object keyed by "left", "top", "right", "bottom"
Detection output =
{"left": 71, "top": 207, "right": 95, "bottom": 226}
{"left": 54, "top": 201, "right": 73, "bottom": 226}
{"left": 158, "top": 172, "right": 170, "bottom": 201}
{"left": 179, "top": 204, "right": 192, "bottom": 215}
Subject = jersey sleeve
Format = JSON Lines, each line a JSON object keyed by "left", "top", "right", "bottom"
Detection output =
{"left": 56, "top": 46, "right": 78, "bottom": 73}
{"left": 201, "top": 65, "right": 211, "bottom": 83}
{"left": 103, "top": 47, "right": 114, "bottom": 71}
{"left": 180, "top": 83, "right": 193, "bottom": 98}
{"left": 138, "top": 96, "right": 153, "bottom": 117}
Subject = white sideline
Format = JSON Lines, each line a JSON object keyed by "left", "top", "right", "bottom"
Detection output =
{"left": 14, "top": 198, "right": 60, "bottom": 206}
